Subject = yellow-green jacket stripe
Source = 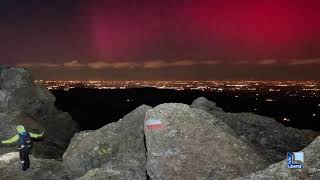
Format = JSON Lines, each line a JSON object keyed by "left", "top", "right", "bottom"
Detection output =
{"left": 1, "top": 125, "right": 43, "bottom": 144}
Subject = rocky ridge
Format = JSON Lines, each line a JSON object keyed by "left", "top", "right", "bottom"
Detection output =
{"left": 191, "top": 97, "right": 318, "bottom": 162}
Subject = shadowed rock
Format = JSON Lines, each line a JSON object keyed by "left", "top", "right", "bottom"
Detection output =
{"left": 191, "top": 97, "right": 318, "bottom": 162}
{"left": 191, "top": 97, "right": 223, "bottom": 112}
{"left": 0, "top": 66, "right": 78, "bottom": 158}
{"left": 0, "top": 152, "right": 69, "bottom": 180}
{"left": 63, "top": 105, "right": 152, "bottom": 178}
{"left": 145, "top": 103, "right": 270, "bottom": 180}
{"left": 237, "top": 136, "right": 320, "bottom": 180}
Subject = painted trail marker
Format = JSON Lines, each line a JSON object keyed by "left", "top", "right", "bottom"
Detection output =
{"left": 145, "top": 118, "right": 163, "bottom": 130}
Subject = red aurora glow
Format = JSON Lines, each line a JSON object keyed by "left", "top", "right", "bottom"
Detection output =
{"left": 88, "top": 0, "right": 320, "bottom": 60}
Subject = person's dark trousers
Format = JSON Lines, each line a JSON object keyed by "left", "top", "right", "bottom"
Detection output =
{"left": 19, "top": 147, "right": 30, "bottom": 171}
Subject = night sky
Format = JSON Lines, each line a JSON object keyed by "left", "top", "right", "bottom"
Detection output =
{"left": 1, "top": 0, "right": 320, "bottom": 80}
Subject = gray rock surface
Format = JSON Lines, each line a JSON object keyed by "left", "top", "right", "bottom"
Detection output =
{"left": 145, "top": 103, "right": 270, "bottom": 180}
{"left": 78, "top": 164, "right": 146, "bottom": 180}
{"left": 191, "top": 97, "right": 318, "bottom": 162}
{"left": 191, "top": 97, "right": 223, "bottom": 112}
{"left": 63, "top": 105, "right": 152, "bottom": 178}
{"left": 0, "top": 152, "right": 69, "bottom": 180}
{"left": 0, "top": 66, "right": 78, "bottom": 158}
{"left": 237, "top": 136, "right": 320, "bottom": 180}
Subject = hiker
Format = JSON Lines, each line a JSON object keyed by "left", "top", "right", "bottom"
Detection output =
{"left": 1, "top": 125, "right": 44, "bottom": 171}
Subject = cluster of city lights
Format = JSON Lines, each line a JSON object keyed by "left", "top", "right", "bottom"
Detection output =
{"left": 36, "top": 80, "right": 319, "bottom": 121}
{"left": 36, "top": 80, "right": 320, "bottom": 93}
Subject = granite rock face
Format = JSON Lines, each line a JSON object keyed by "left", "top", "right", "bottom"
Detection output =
{"left": 144, "top": 103, "right": 270, "bottom": 180}
{"left": 0, "top": 66, "right": 78, "bottom": 158}
{"left": 0, "top": 152, "right": 69, "bottom": 180}
{"left": 78, "top": 164, "right": 146, "bottom": 180}
{"left": 63, "top": 105, "right": 152, "bottom": 178}
{"left": 237, "top": 136, "right": 320, "bottom": 180}
{"left": 191, "top": 97, "right": 318, "bottom": 162}
{"left": 190, "top": 97, "right": 223, "bottom": 112}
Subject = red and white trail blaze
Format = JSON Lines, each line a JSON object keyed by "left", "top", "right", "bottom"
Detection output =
{"left": 145, "top": 119, "right": 163, "bottom": 130}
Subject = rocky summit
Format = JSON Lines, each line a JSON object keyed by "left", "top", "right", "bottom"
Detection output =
{"left": 0, "top": 66, "right": 319, "bottom": 179}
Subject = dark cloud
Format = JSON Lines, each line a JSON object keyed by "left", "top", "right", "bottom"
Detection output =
{"left": 17, "top": 59, "right": 320, "bottom": 80}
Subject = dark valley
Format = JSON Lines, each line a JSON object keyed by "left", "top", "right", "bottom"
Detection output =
{"left": 52, "top": 87, "right": 320, "bottom": 131}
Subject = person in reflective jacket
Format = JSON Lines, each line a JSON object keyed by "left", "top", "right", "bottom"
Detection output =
{"left": 1, "top": 125, "right": 44, "bottom": 171}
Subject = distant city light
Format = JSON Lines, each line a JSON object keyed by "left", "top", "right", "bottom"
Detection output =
{"left": 265, "top": 99, "right": 275, "bottom": 102}
{"left": 283, "top": 117, "right": 290, "bottom": 122}
{"left": 35, "top": 80, "right": 320, "bottom": 95}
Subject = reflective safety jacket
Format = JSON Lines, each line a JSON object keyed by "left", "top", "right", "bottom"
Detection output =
{"left": 1, "top": 125, "right": 43, "bottom": 148}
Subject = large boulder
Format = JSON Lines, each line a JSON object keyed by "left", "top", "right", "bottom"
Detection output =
{"left": 0, "top": 66, "right": 78, "bottom": 158}
{"left": 237, "top": 136, "right": 320, "bottom": 180}
{"left": 63, "top": 105, "right": 152, "bottom": 178}
{"left": 144, "top": 103, "right": 270, "bottom": 180}
{"left": 0, "top": 152, "right": 69, "bottom": 180}
{"left": 191, "top": 97, "right": 318, "bottom": 162}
